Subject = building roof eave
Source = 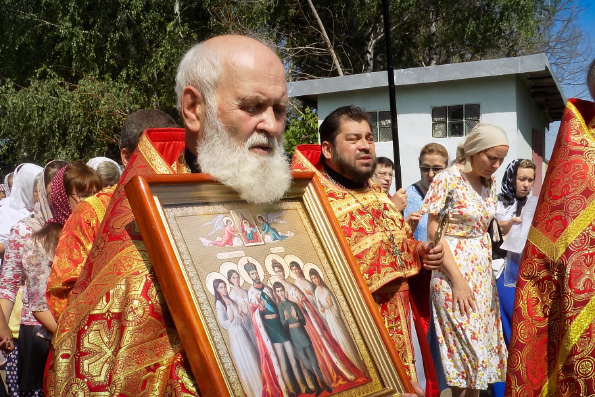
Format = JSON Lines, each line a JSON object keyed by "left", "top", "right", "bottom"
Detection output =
{"left": 288, "top": 54, "right": 566, "bottom": 121}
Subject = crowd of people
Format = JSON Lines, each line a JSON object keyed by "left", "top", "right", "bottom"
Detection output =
{"left": 0, "top": 34, "right": 592, "bottom": 397}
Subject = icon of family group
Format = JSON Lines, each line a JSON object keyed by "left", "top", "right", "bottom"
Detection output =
{"left": 205, "top": 251, "right": 369, "bottom": 397}
{"left": 127, "top": 174, "right": 412, "bottom": 396}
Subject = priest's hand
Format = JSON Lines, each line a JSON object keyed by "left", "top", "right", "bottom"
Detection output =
{"left": 390, "top": 188, "right": 408, "bottom": 211}
{"left": 419, "top": 241, "right": 444, "bottom": 270}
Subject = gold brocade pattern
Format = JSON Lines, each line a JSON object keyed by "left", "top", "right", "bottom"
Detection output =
{"left": 49, "top": 129, "right": 198, "bottom": 397}
{"left": 86, "top": 194, "right": 107, "bottom": 222}
{"left": 540, "top": 295, "right": 595, "bottom": 396}
{"left": 291, "top": 147, "right": 422, "bottom": 380}
{"left": 137, "top": 133, "right": 175, "bottom": 175}
{"left": 506, "top": 99, "right": 595, "bottom": 396}
{"left": 374, "top": 283, "right": 416, "bottom": 381}
{"left": 528, "top": 197, "right": 595, "bottom": 262}
{"left": 54, "top": 244, "right": 148, "bottom": 343}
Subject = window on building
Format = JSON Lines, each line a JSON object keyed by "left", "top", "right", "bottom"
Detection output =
{"left": 432, "top": 104, "right": 480, "bottom": 138}
{"left": 367, "top": 111, "right": 393, "bottom": 142}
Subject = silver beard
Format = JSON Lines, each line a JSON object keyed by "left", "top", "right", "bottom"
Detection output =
{"left": 195, "top": 109, "right": 292, "bottom": 204}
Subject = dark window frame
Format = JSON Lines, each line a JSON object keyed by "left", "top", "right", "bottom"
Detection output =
{"left": 367, "top": 111, "right": 393, "bottom": 142}
{"left": 432, "top": 104, "right": 480, "bottom": 138}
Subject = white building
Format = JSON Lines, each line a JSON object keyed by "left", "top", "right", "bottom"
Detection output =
{"left": 288, "top": 54, "right": 565, "bottom": 194}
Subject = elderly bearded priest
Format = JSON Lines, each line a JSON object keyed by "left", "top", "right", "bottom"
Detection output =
{"left": 292, "top": 105, "right": 444, "bottom": 397}
{"left": 47, "top": 35, "right": 291, "bottom": 396}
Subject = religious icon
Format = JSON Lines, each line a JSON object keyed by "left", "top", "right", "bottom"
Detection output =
{"left": 206, "top": 272, "right": 262, "bottom": 396}
{"left": 199, "top": 215, "right": 242, "bottom": 247}
{"left": 127, "top": 173, "right": 416, "bottom": 396}
{"left": 231, "top": 210, "right": 265, "bottom": 246}
{"left": 256, "top": 212, "right": 294, "bottom": 242}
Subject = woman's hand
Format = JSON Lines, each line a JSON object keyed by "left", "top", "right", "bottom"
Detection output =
{"left": 406, "top": 210, "right": 424, "bottom": 232}
{"left": 0, "top": 321, "right": 13, "bottom": 353}
{"left": 452, "top": 280, "right": 476, "bottom": 316}
{"left": 500, "top": 217, "right": 522, "bottom": 235}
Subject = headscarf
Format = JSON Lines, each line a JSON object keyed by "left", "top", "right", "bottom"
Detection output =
{"left": 456, "top": 123, "right": 509, "bottom": 172}
{"left": 0, "top": 163, "right": 42, "bottom": 243}
{"left": 3, "top": 172, "right": 13, "bottom": 197}
{"left": 47, "top": 165, "right": 72, "bottom": 226}
{"left": 86, "top": 156, "right": 119, "bottom": 171}
{"left": 498, "top": 159, "right": 526, "bottom": 208}
{"left": 7, "top": 163, "right": 43, "bottom": 212}
{"left": 21, "top": 164, "right": 55, "bottom": 233}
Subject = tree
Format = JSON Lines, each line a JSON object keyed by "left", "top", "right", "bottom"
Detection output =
{"left": 0, "top": 0, "right": 291, "bottom": 173}
{"left": 283, "top": 105, "right": 319, "bottom": 157}
{"left": 278, "top": 0, "right": 585, "bottom": 79}
{"left": 0, "top": 0, "right": 588, "bottom": 174}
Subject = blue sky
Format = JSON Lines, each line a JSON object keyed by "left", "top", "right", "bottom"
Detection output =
{"left": 545, "top": 0, "right": 594, "bottom": 158}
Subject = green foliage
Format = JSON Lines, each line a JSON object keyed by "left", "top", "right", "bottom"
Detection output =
{"left": 0, "top": 0, "right": 577, "bottom": 174}
{"left": 284, "top": 106, "right": 319, "bottom": 157}
{"left": 0, "top": 76, "right": 145, "bottom": 173}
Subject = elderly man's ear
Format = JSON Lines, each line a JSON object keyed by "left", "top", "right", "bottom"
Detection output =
{"left": 181, "top": 86, "right": 206, "bottom": 138}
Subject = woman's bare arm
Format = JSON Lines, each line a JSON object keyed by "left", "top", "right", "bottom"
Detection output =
{"left": 428, "top": 213, "right": 476, "bottom": 316}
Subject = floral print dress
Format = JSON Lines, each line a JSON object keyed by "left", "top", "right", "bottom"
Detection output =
{"left": 423, "top": 166, "right": 507, "bottom": 389}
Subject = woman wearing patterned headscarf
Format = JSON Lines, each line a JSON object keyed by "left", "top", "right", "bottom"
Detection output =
{"left": 423, "top": 123, "right": 509, "bottom": 396}
{"left": 494, "top": 159, "right": 535, "bottom": 334}
{"left": 3, "top": 172, "right": 14, "bottom": 197}
{"left": 0, "top": 160, "right": 66, "bottom": 396}
{"left": 488, "top": 158, "right": 536, "bottom": 397}
{"left": 496, "top": 159, "right": 536, "bottom": 235}
{"left": 15, "top": 161, "right": 100, "bottom": 395}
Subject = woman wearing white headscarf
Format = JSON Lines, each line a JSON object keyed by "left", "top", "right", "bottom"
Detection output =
{"left": 0, "top": 160, "right": 66, "bottom": 396}
{"left": 422, "top": 124, "right": 509, "bottom": 396}
{"left": 0, "top": 164, "right": 43, "bottom": 249}
{"left": 0, "top": 173, "right": 12, "bottom": 206}
{"left": 86, "top": 157, "right": 121, "bottom": 188}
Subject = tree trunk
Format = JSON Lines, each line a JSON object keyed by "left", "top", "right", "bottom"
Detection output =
{"left": 305, "top": 0, "right": 344, "bottom": 76}
{"left": 428, "top": 11, "right": 437, "bottom": 66}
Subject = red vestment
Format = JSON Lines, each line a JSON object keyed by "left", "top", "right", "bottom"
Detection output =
{"left": 291, "top": 144, "right": 439, "bottom": 396}
{"left": 47, "top": 129, "right": 199, "bottom": 396}
{"left": 46, "top": 185, "right": 116, "bottom": 320}
{"left": 506, "top": 98, "right": 595, "bottom": 396}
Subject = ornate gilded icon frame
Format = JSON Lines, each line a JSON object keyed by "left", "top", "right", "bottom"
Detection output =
{"left": 125, "top": 172, "right": 414, "bottom": 397}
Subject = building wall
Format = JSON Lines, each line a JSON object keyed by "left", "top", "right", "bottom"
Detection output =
{"left": 318, "top": 76, "right": 524, "bottom": 192}
{"left": 515, "top": 76, "right": 548, "bottom": 193}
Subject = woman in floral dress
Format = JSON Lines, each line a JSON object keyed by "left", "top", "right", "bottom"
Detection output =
{"left": 423, "top": 123, "right": 509, "bottom": 397}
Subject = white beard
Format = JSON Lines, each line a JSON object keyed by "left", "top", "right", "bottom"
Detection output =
{"left": 196, "top": 112, "right": 292, "bottom": 204}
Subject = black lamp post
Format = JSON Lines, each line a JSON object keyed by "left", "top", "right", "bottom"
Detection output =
{"left": 381, "top": 0, "right": 402, "bottom": 189}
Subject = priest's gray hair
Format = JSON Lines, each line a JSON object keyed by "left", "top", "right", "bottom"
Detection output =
{"left": 175, "top": 42, "right": 221, "bottom": 114}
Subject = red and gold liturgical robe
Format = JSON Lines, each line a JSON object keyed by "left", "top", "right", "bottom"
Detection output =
{"left": 292, "top": 144, "right": 438, "bottom": 395}
{"left": 506, "top": 98, "right": 595, "bottom": 397}
{"left": 46, "top": 185, "right": 116, "bottom": 320}
{"left": 47, "top": 128, "right": 199, "bottom": 396}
